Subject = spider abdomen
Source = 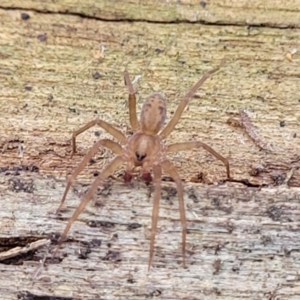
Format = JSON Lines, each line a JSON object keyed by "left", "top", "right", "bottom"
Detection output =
{"left": 140, "top": 92, "right": 166, "bottom": 135}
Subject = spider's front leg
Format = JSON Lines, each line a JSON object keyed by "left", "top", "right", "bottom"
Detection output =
{"left": 56, "top": 139, "right": 122, "bottom": 213}
{"left": 160, "top": 160, "right": 187, "bottom": 268}
{"left": 148, "top": 164, "right": 162, "bottom": 270}
{"left": 53, "top": 155, "right": 124, "bottom": 257}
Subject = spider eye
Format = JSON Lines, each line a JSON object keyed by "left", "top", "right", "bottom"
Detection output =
{"left": 136, "top": 152, "right": 146, "bottom": 162}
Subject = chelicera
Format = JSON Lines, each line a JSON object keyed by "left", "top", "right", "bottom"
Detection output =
{"left": 54, "top": 60, "right": 230, "bottom": 269}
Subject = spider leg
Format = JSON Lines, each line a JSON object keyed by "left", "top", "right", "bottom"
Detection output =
{"left": 160, "top": 160, "right": 187, "bottom": 268}
{"left": 72, "top": 119, "right": 126, "bottom": 155}
{"left": 56, "top": 139, "right": 122, "bottom": 213}
{"left": 159, "top": 59, "right": 225, "bottom": 139}
{"left": 167, "top": 141, "right": 230, "bottom": 179}
{"left": 124, "top": 71, "right": 140, "bottom": 131}
{"left": 148, "top": 164, "right": 162, "bottom": 270}
{"left": 53, "top": 155, "right": 124, "bottom": 257}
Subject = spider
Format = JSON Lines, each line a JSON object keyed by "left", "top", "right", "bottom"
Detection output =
{"left": 53, "top": 60, "right": 230, "bottom": 270}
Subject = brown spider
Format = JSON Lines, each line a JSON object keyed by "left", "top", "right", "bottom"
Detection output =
{"left": 53, "top": 60, "right": 230, "bottom": 270}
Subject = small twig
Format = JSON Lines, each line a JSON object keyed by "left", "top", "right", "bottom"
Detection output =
{"left": 100, "top": 44, "right": 106, "bottom": 54}
{"left": 227, "top": 109, "right": 270, "bottom": 151}
{"left": 283, "top": 167, "right": 295, "bottom": 186}
{"left": 18, "top": 142, "right": 24, "bottom": 157}
{"left": 132, "top": 75, "right": 142, "bottom": 84}
{"left": 0, "top": 239, "right": 50, "bottom": 261}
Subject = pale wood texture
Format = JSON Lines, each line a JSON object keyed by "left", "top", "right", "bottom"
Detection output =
{"left": 1, "top": 172, "right": 300, "bottom": 299}
{"left": 0, "top": 0, "right": 300, "bottom": 299}
{"left": 1, "top": 0, "right": 300, "bottom": 27}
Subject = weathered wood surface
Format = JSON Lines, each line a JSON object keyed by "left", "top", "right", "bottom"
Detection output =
{"left": 0, "top": 0, "right": 300, "bottom": 299}
{"left": 1, "top": 0, "right": 300, "bottom": 27}
{"left": 1, "top": 172, "right": 300, "bottom": 299}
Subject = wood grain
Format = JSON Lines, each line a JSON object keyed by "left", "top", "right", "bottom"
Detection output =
{"left": 0, "top": 1, "right": 299, "bottom": 299}
{"left": 1, "top": 172, "right": 300, "bottom": 299}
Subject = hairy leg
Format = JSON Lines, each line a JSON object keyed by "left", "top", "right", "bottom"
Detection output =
{"left": 161, "top": 160, "right": 186, "bottom": 268}
{"left": 124, "top": 71, "right": 140, "bottom": 131}
{"left": 53, "top": 155, "right": 124, "bottom": 257}
{"left": 56, "top": 139, "right": 122, "bottom": 213}
{"left": 167, "top": 141, "right": 230, "bottom": 179}
{"left": 148, "top": 164, "right": 162, "bottom": 270}
{"left": 72, "top": 119, "right": 126, "bottom": 154}
{"left": 159, "top": 59, "right": 225, "bottom": 139}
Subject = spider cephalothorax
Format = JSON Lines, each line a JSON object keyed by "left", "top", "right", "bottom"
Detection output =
{"left": 54, "top": 60, "right": 230, "bottom": 270}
